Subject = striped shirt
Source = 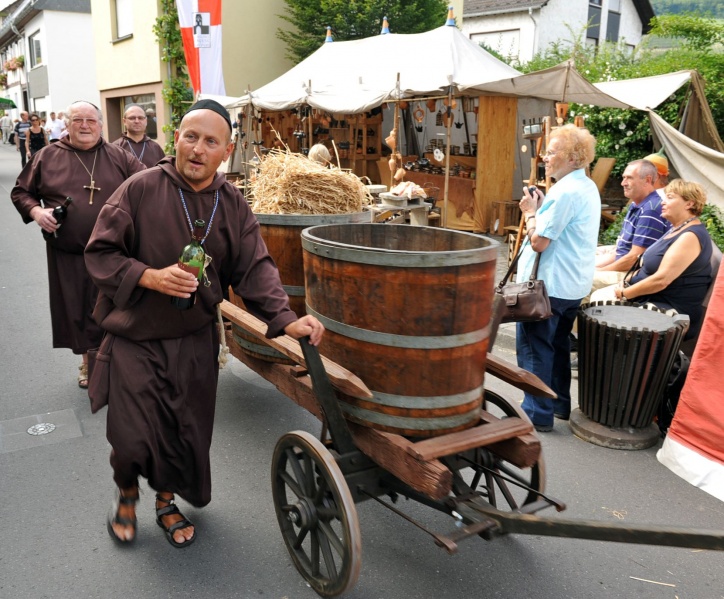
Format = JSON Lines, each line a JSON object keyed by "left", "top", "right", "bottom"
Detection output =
{"left": 615, "top": 191, "right": 670, "bottom": 259}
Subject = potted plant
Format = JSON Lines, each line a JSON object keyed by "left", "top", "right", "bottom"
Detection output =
{"left": 0, "top": 73, "right": 8, "bottom": 87}
{"left": 15, "top": 55, "right": 24, "bottom": 67}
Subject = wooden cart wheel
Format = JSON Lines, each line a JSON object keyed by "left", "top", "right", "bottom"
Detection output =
{"left": 450, "top": 390, "right": 546, "bottom": 512}
{"left": 271, "top": 431, "right": 361, "bottom": 597}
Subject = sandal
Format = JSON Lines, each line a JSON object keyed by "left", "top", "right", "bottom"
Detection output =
{"left": 155, "top": 493, "right": 196, "bottom": 548}
{"left": 78, "top": 363, "right": 88, "bottom": 389}
{"left": 107, "top": 488, "right": 139, "bottom": 544}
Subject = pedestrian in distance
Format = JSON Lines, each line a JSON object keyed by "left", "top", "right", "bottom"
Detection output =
{"left": 14, "top": 111, "right": 31, "bottom": 167}
{"left": 85, "top": 99, "right": 325, "bottom": 548}
{"left": 0, "top": 112, "right": 13, "bottom": 143}
{"left": 112, "top": 103, "right": 165, "bottom": 168}
{"left": 45, "top": 110, "right": 66, "bottom": 142}
{"left": 10, "top": 101, "right": 146, "bottom": 389}
{"left": 25, "top": 113, "right": 49, "bottom": 159}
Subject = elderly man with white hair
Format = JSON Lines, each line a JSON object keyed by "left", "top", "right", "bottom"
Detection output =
{"left": 11, "top": 101, "right": 146, "bottom": 388}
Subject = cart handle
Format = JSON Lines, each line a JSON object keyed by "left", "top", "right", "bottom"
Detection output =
{"left": 299, "top": 337, "right": 358, "bottom": 456}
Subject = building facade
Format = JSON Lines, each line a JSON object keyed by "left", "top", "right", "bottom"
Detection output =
{"left": 0, "top": 0, "right": 98, "bottom": 119}
{"left": 461, "top": 0, "right": 655, "bottom": 64}
{"left": 90, "top": 0, "right": 295, "bottom": 147}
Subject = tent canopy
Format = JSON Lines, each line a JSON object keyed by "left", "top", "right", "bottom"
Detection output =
{"left": 229, "top": 24, "right": 522, "bottom": 113}
{"left": 0, "top": 97, "right": 16, "bottom": 109}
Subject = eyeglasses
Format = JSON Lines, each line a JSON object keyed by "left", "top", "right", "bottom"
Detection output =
{"left": 30, "top": 118, "right": 39, "bottom": 122}
{"left": 71, "top": 118, "right": 99, "bottom": 126}
{"left": 543, "top": 150, "right": 557, "bottom": 158}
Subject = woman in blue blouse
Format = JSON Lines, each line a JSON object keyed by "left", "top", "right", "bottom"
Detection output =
{"left": 612, "top": 179, "right": 712, "bottom": 340}
{"left": 517, "top": 125, "right": 601, "bottom": 432}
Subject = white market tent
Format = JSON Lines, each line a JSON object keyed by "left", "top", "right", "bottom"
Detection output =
{"left": 228, "top": 24, "right": 523, "bottom": 113}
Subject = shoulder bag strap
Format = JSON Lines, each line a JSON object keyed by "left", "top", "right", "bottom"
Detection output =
{"left": 498, "top": 238, "right": 530, "bottom": 287}
{"left": 528, "top": 250, "right": 543, "bottom": 281}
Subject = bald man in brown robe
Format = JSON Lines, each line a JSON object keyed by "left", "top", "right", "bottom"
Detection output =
{"left": 85, "top": 100, "right": 324, "bottom": 548}
{"left": 112, "top": 104, "right": 165, "bottom": 168}
{"left": 11, "top": 101, "right": 145, "bottom": 387}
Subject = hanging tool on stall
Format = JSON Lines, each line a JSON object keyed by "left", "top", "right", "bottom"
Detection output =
{"left": 442, "top": 81, "right": 455, "bottom": 228}
{"left": 461, "top": 97, "right": 471, "bottom": 149}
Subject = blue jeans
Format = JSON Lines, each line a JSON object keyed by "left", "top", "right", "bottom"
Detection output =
{"left": 516, "top": 297, "right": 582, "bottom": 427}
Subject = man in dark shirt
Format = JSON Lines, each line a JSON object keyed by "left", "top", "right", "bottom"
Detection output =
{"left": 14, "top": 111, "right": 31, "bottom": 167}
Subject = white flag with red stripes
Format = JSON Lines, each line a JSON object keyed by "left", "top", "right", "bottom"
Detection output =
{"left": 176, "top": 0, "right": 226, "bottom": 96}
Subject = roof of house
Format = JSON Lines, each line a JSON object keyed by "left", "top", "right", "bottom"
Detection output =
{"left": 463, "top": 0, "right": 655, "bottom": 33}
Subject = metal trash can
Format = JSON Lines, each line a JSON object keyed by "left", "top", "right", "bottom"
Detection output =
{"left": 578, "top": 302, "right": 690, "bottom": 429}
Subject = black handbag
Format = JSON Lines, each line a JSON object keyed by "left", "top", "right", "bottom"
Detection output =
{"left": 87, "top": 333, "right": 115, "bottom": 414}
{"left": 495, "top": 241, "right": 552, "bottom": 323}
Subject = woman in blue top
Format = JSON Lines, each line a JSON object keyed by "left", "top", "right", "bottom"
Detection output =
{"left": 613, "top": 179, "right": 712, "bottom": 340}
{"left": 517, "top": 124, "right": 601, "bottom": 432}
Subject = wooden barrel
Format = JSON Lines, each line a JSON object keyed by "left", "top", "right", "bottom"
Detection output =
{"left": 302, "top": 223, "right": 499, "bottom": 437}
{"left": 231, "top": 211, "right": 371, "bottom": 363}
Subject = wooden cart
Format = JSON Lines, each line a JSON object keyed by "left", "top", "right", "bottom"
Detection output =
{"left": 221, "top": 301, "right": 724, "bottom": 598}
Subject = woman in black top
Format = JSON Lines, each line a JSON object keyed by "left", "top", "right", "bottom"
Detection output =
{"left": 613, "top": 179, "right": 713, "bottom": 339}
{"left": 25, "top": 113, "right": 49, "bottom": 159}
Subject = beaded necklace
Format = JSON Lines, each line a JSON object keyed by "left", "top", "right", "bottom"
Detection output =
{"left": 177, "top": 187, "right": 219, "bottom": 245}
{"left": 668, "top": 215, "right": 697, "bottom": 236}
{"left": 125, "top": 138, "right": 146, "bottom": 162}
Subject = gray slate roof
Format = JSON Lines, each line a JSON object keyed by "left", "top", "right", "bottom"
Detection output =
{"left": 463, "top": 0, "right": 548, "bottom": 16}
{"left": 463, "top": 0, "right": 654, "bottom": 33}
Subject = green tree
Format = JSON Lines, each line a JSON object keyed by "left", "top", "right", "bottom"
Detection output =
{"left": 277, "top": 0, "right": 449, "bottom": 63}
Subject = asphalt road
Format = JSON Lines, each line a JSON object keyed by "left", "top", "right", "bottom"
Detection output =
{"left": 1, "top": 140, "right": 722, "bottom": 599}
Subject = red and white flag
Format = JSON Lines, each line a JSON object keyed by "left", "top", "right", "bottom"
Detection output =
{"left": 176, "top": 0, "right": 226, "bottom": 96}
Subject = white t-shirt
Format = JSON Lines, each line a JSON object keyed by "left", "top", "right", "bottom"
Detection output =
{"left": 45, "top": 117, "right": 66, "bottom": 140}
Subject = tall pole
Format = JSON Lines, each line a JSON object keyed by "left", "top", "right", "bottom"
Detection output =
{"left": 442, "top": 81, "right": 453, "bottom": 229}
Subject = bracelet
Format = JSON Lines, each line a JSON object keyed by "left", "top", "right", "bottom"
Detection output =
{"left": 526, "top": 215, "right": 536, "bottom": 223}
{"left": 527, "top": 226, "right": 536, "bottom": 237}
{"left": 620, "top": 289, "right": 626, "bottom": 301}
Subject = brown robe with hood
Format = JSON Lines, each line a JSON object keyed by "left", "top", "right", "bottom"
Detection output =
{"left": 112, "top": 134, "right": 166, "bottom": 169}
{"left": 11, "top": 137, "right": 145, "bottom": 354}
{"left": 85, "top": 157, "right": 297, "bottom": 506}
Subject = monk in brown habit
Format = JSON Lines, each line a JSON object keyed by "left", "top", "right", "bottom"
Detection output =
{"left": 11, "top": 101, "right": 145, "bottom": 388}
{"left": 85, "top": 99, "right": 324, "bottom": 548}
{"left": 112, "top": 103, "right": 165, "bottom": 168}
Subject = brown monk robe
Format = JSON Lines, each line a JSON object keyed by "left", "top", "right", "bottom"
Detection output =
{"left": 112, "top": 134, "right": 165, "bottom": 168}
{"left": 87, "top": 101, "right": 324, "bottom": 548}
{"left": 112, "top": 104, "right": 165, "bottom": 168}
{"left": 11, "top": 108, "right": 145, "bottom": 364}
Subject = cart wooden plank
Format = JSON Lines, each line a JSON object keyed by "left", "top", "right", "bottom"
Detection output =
{"left": 221, "top": 300, "right": 373, "bottom": 400}
{"left": 347, "top": 422, "right": 453, "bottom": 500}
{"left": 486, "top": 353, "right": 556, "bottom": 398}
{"left": 404, "top": 411, "right": 534, "bottom": 461}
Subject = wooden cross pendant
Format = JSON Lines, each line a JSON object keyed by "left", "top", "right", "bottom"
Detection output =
{"left": 84, "top": 180, "right": 101, "bottom": 205}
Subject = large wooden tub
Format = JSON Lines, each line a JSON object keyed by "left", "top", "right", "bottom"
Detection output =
{"left": 302, "top": 223, "right": 499, "bottom": 437}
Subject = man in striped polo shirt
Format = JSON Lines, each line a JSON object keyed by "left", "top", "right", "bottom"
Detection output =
{"left": 592, "top": 159, "right": 670, "bottom": 290}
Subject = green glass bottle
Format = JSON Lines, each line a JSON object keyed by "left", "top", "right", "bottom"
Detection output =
{"left": 171, "top": 219, "right": 206, "bottom": 310}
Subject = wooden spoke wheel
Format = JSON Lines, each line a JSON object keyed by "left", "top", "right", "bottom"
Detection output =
{"left": 450, "top": 390, "right": 546, "bottom": 512}
{"left": 271, "top": 431, "right": 361, "bottom": 597}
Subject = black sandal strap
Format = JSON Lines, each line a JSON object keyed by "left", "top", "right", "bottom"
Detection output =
{"left": 166, "top": 518, "right": 194, "bottom": 535}
{"left": 156, "top": 503, "right": 181, "bottom": 518}
{"left": 118, "top": 493, "right": 138, "bottom": 505}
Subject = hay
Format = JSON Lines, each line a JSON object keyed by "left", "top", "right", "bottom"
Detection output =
{"left": 249, "top": 148, "right": 373, "bottom": 215}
